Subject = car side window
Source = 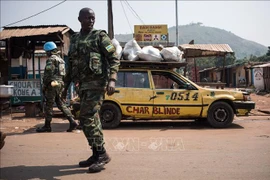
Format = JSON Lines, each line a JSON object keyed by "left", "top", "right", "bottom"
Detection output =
{"left": 116, "top": 72, "right": 124, "bottom": 87}
{"left": 152, "top": 71, "right": 186, "bottom": 89}
{"left": 116, "top": 71, "right": 150, "bottom": 88}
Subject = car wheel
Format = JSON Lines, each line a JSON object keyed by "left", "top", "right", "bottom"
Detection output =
{"left": 100, "top": 102, "right": 121, "bottom": 129}
{"left": 207, "top": 101, "right": 234, "bottom": 128}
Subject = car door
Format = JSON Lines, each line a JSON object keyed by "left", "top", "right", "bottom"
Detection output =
{"left": 114, "top": 70, "right": 154, "bottom": 118}
{"left": 151, "top": 70, "right": 202, "bottom": 119}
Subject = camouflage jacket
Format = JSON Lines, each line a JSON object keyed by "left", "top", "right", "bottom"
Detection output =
{"left": 43, "top": 54, "right": 65, "bottom": 87}
{"left": 64, "top": 29, "right": 120, "bottom": 90}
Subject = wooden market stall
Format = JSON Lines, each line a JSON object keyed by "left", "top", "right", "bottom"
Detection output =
{"left": 178, "top": 43, "right": 234, "bottom": 89}
{"left": 0, "top": 25, "right": 74, "bottom": 116}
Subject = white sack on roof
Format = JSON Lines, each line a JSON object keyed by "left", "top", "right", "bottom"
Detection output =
{"left": 137, "top": 46, "right": 163, "bottom": 62}
{"left": 122, "top": 39, "right": 141, "bottom": 61}
{"left": 160, "top": 45, "right": 183, "bottom": 62}
{"left": 111, "top": 38, "right": 123, "bottom": 60}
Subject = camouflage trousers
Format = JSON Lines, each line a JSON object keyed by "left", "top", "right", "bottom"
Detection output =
{"left": 79, "top": 89, "right": 105, "bottom": 148}
{"left": 44, "top": 82, "right": 73, "bottom": 122}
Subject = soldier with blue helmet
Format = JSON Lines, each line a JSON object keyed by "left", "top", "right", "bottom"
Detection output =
{"left": 36, "top": 41, "right": 78, "bottom": 133}
{"left": 62, "top": 7, "right": 120, "bottom": 173}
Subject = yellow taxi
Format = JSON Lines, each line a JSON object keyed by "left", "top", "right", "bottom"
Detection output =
{"left": 100, "top": 61, "right": 255, "bottom": 128}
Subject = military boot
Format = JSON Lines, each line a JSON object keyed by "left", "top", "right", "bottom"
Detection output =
{"left": 36, "top": 121, "right": 51, "bottom": 132}
{"left": 79, "top": 147, "right": 97, "bottom": 167}
{"left": 66, "top": 116, "right": 78, "bottom": 132}
{"left": 76, "top": 120, "right": 83, "bottom": 130}
{"left": 88, "top": 147, "right": 111, "bottom": 173}
{"left": 0, "top": 131, "right": 6, "bottom": 150}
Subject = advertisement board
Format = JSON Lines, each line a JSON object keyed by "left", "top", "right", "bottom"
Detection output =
{"left": 134, "top": 24, "right": 168, "bottom": 42}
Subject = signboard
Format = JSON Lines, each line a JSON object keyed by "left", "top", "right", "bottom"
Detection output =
{"left": 134, "top": 25, "right": 168, "bottom": 34}
{"left": 134, "top": 24, "right": 168, "bottom": 42}
{"left": 8, "top": 80, "right": 42, "bottom": 104}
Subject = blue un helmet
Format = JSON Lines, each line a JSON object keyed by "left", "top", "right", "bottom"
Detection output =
{"left": 43, "top": 41, "right": 57, "bottom": 52}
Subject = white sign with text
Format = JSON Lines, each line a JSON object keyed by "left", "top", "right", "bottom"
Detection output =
{"left": 8, "top": 80, "right": 41, "bottom": 97}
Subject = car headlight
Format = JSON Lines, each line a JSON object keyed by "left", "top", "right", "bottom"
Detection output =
{"left": 243, "top": 94, "right": 251, "bottom": 101}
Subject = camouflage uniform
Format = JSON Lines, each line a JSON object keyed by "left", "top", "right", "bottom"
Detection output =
{"left": 37, "top": 53, "right": 78, "bottom": 133}
{"left": 64, "top": 29, "right": 120, "bottom": 148}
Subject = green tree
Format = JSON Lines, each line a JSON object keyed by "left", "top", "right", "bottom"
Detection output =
{"left": 266, "top": 46, "right": 270, "bottom": 56}
{"left": 257, "top": 55, "right": 270, "bottom": 62}
{"left": 196, "top": 57, "right": 216, "bottom": 69}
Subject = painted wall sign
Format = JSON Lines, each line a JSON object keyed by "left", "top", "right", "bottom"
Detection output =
{"left": 254, "top": 68, "right": 263, "bottom": 81}
{"left": 8, "top": 80, "right": 41, "bottom": 96}
{"left": 8, "top": 80, "right": 42, "bottom": 104}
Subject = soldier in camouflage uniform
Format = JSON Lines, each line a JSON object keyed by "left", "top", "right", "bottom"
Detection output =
{"left": 36, "top": 41, "right": 78, "bottom": 133}
{"left": 62, "top": 8, "right": 120, "bottom": 173}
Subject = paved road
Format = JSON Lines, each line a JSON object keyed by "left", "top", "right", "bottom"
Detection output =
{"left": 1, "top": 117, "right": 270, "bottom": 180}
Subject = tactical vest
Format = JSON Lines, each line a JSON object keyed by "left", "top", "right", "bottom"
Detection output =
{"left": 52, "top": 54, "right": 66, "bottom": 79}
{"left": 69, "top": 29, "right": 108, "bottom": 83}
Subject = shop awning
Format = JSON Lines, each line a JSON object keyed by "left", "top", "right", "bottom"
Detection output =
{"left": 178, "top": 44, "right": 234, "bottom": 58}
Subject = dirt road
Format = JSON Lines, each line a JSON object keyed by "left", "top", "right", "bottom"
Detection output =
{"left": 0, "top": 117, "right": 270, "bottom": 180}
{"left": 0, "top": 93, "right": 270, "bottom": 180}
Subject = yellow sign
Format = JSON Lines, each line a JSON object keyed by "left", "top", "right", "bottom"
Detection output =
{"left": 134, "top": 24, "right": 168, "bottom": 34}
{"left": 134, "top": 24, "right": 168, "bottom": 42}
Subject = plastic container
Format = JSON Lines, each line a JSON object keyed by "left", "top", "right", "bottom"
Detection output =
{"left": 0, "top": 85, "right": 14, "bottom": 98}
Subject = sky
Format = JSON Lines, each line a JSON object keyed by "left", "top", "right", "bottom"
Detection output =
{"left": 0, "top": 1, "right": 269, "bottom": 47}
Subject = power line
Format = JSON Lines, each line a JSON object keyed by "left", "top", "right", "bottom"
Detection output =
{"left": 124, "top": 0, "right": 145, "bottom": 25}
{"left": 120, "top": 1, "right": 133, "bottom": 33}
{"left": 124, "top": 0, "right": 144, "bottom": 24}
{"left": 1, "top": 0, "right": 67, "bottom": 28}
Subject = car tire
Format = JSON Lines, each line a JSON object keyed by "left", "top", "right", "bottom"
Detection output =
{"left": 207, "top": 101, "right": 234, "bottom": 128}
{"left": 100, "top": 102, "right": 121, "bottom": 129}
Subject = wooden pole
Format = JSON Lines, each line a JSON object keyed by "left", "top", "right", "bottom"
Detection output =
{"left": 107, "top": 0, "right": 114, "bottom": 39}
{"left": 222, "top": 55, "right": 226, "bottom": 83}
{"left": 194, "top": 58, "right": 197, "bottom": 82}
{"left": 175, "top": 0, "right": 179, "bottom": 46}
{"left": 7, "top": 39, "right": 11, "bottom": 80}
{"left": 32, "top": 41, "right": 36, "bottom": 79}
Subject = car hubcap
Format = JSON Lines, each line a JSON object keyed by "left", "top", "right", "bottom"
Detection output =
{"left": 214, "top": 108, "right": 227, "bottom": 122}
{"left": 102, "top": 110, "right": 114, "bottom": 123}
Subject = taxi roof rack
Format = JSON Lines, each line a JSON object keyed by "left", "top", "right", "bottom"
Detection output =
{"left": 120, "top": 60, "right": 187, "bottom": 69}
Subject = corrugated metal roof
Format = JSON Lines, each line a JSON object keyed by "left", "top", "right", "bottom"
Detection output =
{"left": 179, "top": 44, "right": 233, "bottom": 53}
{"left": 0, "top": 25, "right": 73, "bottom": 40}
{"left": 199, "top": 67, "right": 217, "bottom": 73}
{"left": 178, "top": 44, "right": 234, "bottom": 58}
{"left": 253, "top": 62, "right": 270, "bottom": 68}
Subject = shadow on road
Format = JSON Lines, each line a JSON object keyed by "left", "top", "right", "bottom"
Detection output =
{"left": 5, "top": 120, "right": 244, "bottom": 137}
{"left": 6, "top": 122, "right": 77, "bottom": 136}
{"left": 108, "top": 120, "right": 244, "bottom": 131}
{"left": 0, "top": 164, "right": 88, "bottom": 180}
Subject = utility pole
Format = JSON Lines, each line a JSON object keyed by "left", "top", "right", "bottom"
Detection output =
{"left": 175, "top": 0, "right": 179, "bottom": 46}
{"left": 108, "top": 0, "right": 114, "bottom": 39}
